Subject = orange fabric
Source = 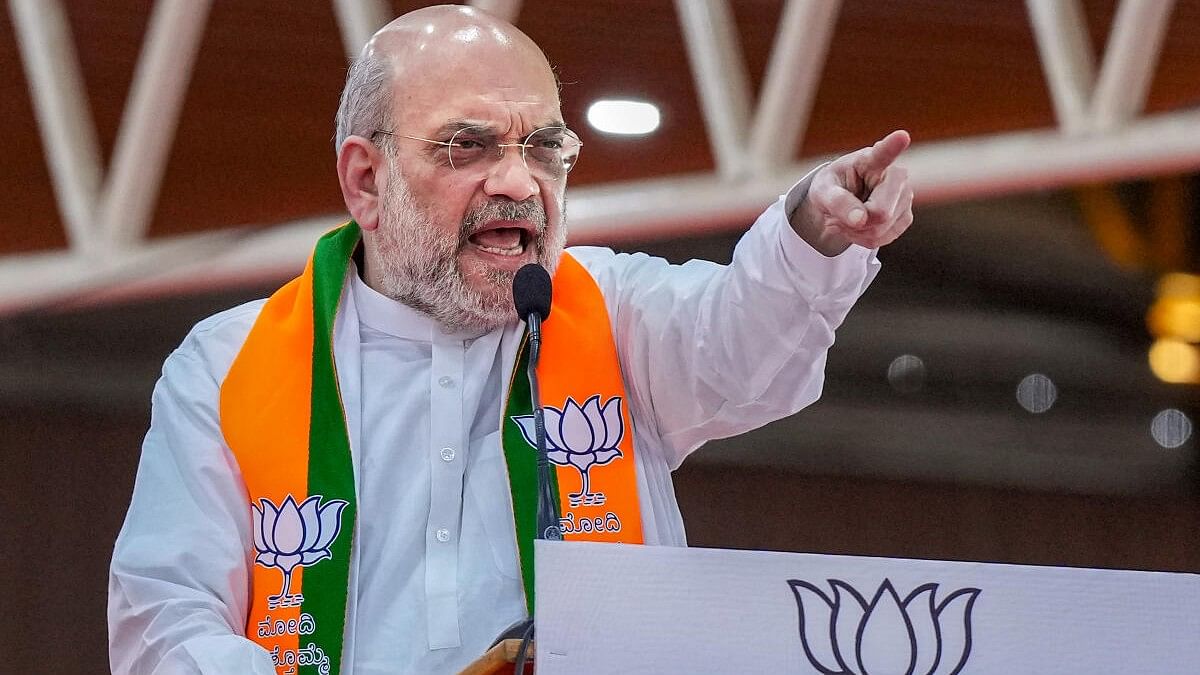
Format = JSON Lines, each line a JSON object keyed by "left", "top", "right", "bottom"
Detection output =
{"left": 219, "top": 245, "right": 645, "bottom": 671}
{"left": 541, "top": 254, "right": 645, "bottom": 544}
{"left": 219, "top": 256, "right": 318, "bottom": 661}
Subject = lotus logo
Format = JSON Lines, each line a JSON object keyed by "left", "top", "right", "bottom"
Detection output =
{"left": 788, "top": 578, "right": 980, "bottom": 675}
{"left": 513, "top": 394, "right": 625, "bottom": 507}
{"left": 252, "top": 495, "right": 348, "bottom": 607}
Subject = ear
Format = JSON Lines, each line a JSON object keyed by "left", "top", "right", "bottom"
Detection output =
{"left": 337, "top": 136, "right": 386, "bottom": 231}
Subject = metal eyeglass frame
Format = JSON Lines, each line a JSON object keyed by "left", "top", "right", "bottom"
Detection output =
{"left": 373, "top": 125, "right": 582, "bottom": 175}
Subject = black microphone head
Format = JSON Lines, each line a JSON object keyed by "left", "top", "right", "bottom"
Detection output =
{"left": 513, "top": 263, "right": 552, "bottom": 321}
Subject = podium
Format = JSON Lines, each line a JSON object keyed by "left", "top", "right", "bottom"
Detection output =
{"left": 527, "top": 540, "right": 1200, "bottom": 673}
{"left": 457, "top": 640, "right": 533, "bottom": 675}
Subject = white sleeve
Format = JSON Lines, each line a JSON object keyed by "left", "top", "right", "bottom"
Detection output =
{"left": 108, "top": 344, "right": 276, "bottom": 675}
{"left": 570, "top": 180, "right": 879, "bottom": 468}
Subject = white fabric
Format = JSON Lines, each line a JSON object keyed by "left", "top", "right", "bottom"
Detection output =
{"left": 108, "top": 188, "right": 878, "bottom": 674}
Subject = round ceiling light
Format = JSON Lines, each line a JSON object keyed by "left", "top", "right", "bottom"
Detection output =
{"left": 586, "top": 99, "right": 661, "bottom": 135}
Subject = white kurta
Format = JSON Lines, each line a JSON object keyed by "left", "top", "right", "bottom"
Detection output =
{"left": 108, "top": 190, "right": 879, "bottom": 674}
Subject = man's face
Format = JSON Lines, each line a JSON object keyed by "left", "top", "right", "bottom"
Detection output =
{"left": 368, "top": 39, "right": 568, "bottom": 332}
{"left": 369, "top": 145, "right": 565, "bottom": 332}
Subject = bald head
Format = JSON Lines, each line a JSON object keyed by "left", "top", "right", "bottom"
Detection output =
{"left": 334, "top": 5, "right": 558, "bottom": 150}
{"left": 370, "top": 5, "right": 550, "bottom": 80}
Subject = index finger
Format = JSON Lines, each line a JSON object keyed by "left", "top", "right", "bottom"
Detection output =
{"left": 855, "top": 129, "right": 911, "bottom": 175}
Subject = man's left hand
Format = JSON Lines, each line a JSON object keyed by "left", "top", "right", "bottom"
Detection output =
{"left": 790, "top": 130, "right": 914, "bottom": 256}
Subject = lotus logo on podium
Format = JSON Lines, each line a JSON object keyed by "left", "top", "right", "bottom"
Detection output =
{"left": 787, "top": 578, "right": 980, "bottom": 675}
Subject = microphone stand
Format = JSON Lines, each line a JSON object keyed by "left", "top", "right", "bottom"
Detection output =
{"left": 492, "top": 309, "right": 561, "bottom": 673}
{"left": 526, "top": 310, "right": 562, "bottom": 543}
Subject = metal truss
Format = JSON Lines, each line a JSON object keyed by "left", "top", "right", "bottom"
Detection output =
{"left": 2, "top": 0, "right": 1192, "bottom": 313}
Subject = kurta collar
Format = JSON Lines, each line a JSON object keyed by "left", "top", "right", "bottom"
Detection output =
{"left": 349, "top": 264, "right": 488, "bottom": 343}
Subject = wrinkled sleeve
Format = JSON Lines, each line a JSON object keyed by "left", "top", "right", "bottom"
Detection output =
{"left": 573, "top": 179, "right": 880, "bottom": 469}
{"left": 108, "top": 344, "right": 276, "bottom": 675}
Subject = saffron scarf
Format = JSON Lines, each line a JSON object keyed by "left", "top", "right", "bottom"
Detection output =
{"left": 220, "top": 222, "right": 644, "bottom": 674}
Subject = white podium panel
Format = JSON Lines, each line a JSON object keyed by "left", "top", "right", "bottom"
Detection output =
{"left": 535, "top": 540, "right": 1200, "bottom": 674}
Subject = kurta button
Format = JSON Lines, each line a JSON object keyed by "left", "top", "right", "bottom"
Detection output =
{"left": 435, "top": 528, "right": 450, "bottom": 542}
{"left": 438, "top": 376, "right": 455, "bottom": 388}
{"left": 440, "top": 447, "right": 456, "bottom": 462}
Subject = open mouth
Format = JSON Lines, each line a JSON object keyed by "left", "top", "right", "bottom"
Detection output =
{"left": 466, "top": 222, "right": 534, "bottom": 258}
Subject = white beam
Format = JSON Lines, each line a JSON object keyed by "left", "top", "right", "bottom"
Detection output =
{"left": 902, "top": 109, "right": 1200, "bottom": 203}
{"left": 0, "top": 228, "right": 245, "bottom": 314}
{"left": 97, "top": 0, "right": 213, "bottom": 250}
{"left": 674, "top": 0, "right": 753, "bottom": 177}
{"left": 469, "top": 0, "right": 523, "bottom": 23}
{"left": 1025, "top": 0, "right": 1095, "bottom": 134}
{"left": 747, "top": 0, "right": 841, "bottom": 169}
{"left": 332, "top": 0, "right": 391, "bottom": 60}
{"left": 568, "top": 110, "right": 1200, "bottom": 241}
{"left": 10, "top": 0, "right": 102, "bottom": 255}
{"left": 1089, "top": 0, "right": 1175, "bottom": 131}
{"left": 8, "top": 110, "right": 1200, "bottom": 315}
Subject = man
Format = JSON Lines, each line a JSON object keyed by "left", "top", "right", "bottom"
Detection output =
{"left": 109, "top": 5, "right": 912, "bottom": 674}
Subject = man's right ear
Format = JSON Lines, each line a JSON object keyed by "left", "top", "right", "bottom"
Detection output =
{"left": 337, "top": 136, "right": 385, "bottom": 232}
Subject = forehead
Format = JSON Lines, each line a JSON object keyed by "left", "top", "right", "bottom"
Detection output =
{"left": 390, "top": 43, "right": 562, "bottom": 134}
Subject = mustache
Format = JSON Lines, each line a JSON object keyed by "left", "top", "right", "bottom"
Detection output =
{"left": 460, "top": 198, "right": 547, "bottom": 242}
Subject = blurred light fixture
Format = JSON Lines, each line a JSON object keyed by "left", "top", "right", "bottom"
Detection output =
{"left": 1157, "top": 272, "right": 1200, "bottom": 298}
{"left": 1151, "top": 408, "right": 1192, "bottom": 448}
{"left": 886, "top": 354, "right": 925, "bottom": 394}
{"left": 1147, "top": 297, "right": 1200, "bottom": 342}
{"left": 1147, "top": 272, "right": 1200, "bottom": 383}
{"left": 586, "top": 99, "right": 661, "bottom": 135}
{"left": 1016, "top": 373, "right": 1056, "bottom": 413}
{"left": 1148, "top": 338, "right": 1200, "bottom": 384}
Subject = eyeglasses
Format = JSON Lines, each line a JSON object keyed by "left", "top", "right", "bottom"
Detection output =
{"left": 374, "top": 125, "right": 582, "bottom": 179}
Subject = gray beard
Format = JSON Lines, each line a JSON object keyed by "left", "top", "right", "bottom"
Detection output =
{"left": 368, "top": 163, "right": 566, "bottom": 334}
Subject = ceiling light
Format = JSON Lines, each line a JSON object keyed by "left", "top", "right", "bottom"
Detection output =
{"left": 586, "top": 99, "right": 661, "bottom": 135}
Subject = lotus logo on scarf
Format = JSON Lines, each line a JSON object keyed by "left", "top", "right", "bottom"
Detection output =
{"left": 252, "top": 494, "right": 348, "bottom": 608}
{"left": 788, "top": 578, "right": 980, "bottom": 675}
{"left": 514, "top": 394, "right": 625, "bottom": 507}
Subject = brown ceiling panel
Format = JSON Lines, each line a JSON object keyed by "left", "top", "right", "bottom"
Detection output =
{"left": 386, "top": 1, "right": 455, "bottom": 19}
{"left": 731, "top": 0, "right": 784, "bottom": 97}
{"left": 63, "top": 0, "right": 151, "bottom": 164}
{"left": 4, "top": 0, "right": 1200, "bottom": 257}
{"left": 1148, "top": 0, "right": 1200, "bottom": 114}
{"left": 0, "top": 6, "right": 68, "bottom": 253}
{"left": 1081, "top": 0, "right": 1117, "bottom": 63}
{"left": 518, "top": 0, "right": 715, "bottom": 185}
{"left": 802, "top": 0, "right": 1057, "bottom": 156}
{"left": 147, "top": 1, "right": 348, "bottom": 240}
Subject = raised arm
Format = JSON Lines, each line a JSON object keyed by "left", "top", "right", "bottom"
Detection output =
{"left": 576, "top": 132, "right": 913, "bottom": 467}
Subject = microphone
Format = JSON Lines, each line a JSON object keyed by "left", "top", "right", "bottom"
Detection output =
{"left": 513, "top": 264, "right": 552, "bottom": 322}
{"left": 512, "top": 264, "right": 561, "bottom": 544}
